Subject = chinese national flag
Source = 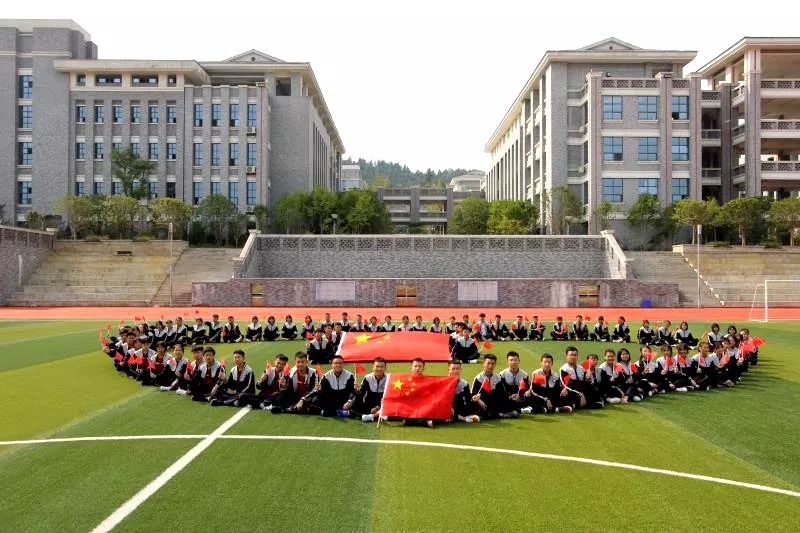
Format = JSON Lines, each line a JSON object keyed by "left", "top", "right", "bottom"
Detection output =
{"left": 337, "top": 332, "right": 451, "bottom": 363}
{"left": 518, "top": 378, "right": 528, "bottom": 392}
{"left": 752, "top": 336, "right": 766, "bottom": 347}
{"left": 581, "top": 360, "right": 593, "bottom": 370}
{"left": 113, "top": 353, "right": 123, "bottom": 362}
{"left": 532, "top": 373, "right": 546, "bottom": 386}
{"left": 614, "top": 363, "right": 626, "bottom": 374}
{"left": 561, "top": 373, "right": 571, "bottom": 386}
{"left": 380, "top": 373, "right": 457, "bottom": 420}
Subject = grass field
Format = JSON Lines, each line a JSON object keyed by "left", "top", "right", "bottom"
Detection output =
{"left": 1, "top": 317, "right": 799, "bottom": 532}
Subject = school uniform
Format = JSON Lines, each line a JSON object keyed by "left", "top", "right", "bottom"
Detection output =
{"left": 398, "top": 323, "right": 413, "bottom": 332}
{"left": 611, "top": 361, "right": 644, "bottom": 401}
{"left": 452, "top": 336, "right": 479, "bottom": 363}
{"left": 381, "top": 322, "right": 396, "bottom": 332}
{"left": 471, "top": 372, "right": 513, "bottom": 418}
{"left": 222, "top": 322, "right": 242, "bottom": 343}
{"left": 612, "top": 323, "right": 631, "bottom": 343}
{"left": 350, "top": 321, "right": 366, "bottom": 332}
{"left": 474, "top": 321, "right": 491, "bottom": 341}
{"left": 314, "top": 369, "right": 355, "bottom": 416}
{"left": 212, "top": 364, "right": 255, "bottom": 406}
{"left": 263, "top": 323, "right": 280, "bottom": 341}
{"left": 144, "top": 351, "right": 175, "bottom": 387}
{"left": 559, "top": 363, "right": 604, "bottom": 409}
{"left": 550, "top": 322, "right": 569, "bottom": 341}
{"left": 206, "top": 321, "right": 223, "bottom": 343}
{"left": 510, "top": 321, "right": 527, "bottom": 341}
{"left": 350, "top": 373, "right": 387, "bottom": 417}
{"left": 366, "top": 322, "right": 381, "bottom": 333}
{"left": 691, "top": 353, "right": 721, "bottom": 389}
{"left": 528, "top": 369, "right": 570, "bottom": 410}
{"left": 245, "top": 323, "right": 263, "bottom": 341}
{"left": 445, "top": 323, "right": 457, "bottom": 335}
{"left": 708, "top": 331, "right": 725, "bottom": 345}
{"left": 528, "top": 321, "right": 545, "bottom": 341}
{"left": 637, "top": 326, "right": 656, "bottom": 345}
{"left": 632, "top": 358, "right": 660, "bottom": 394}
{"left": 302, "top": 323, "right": 315, "bottom": 339}
{"left": 281, "top": 322, "right": 298, "bottom": 340}
{"left": 657, "top": 326, "right": 676, "bottom": 346}
{"left": 452, "top": 378, "right": 478, "bottom": 418}
{"left": 191, "top": 324, "right": 208, "bottom": 344}
{"left": 164, "top": 356, "right": 189, "bottom": 391}
{"left": 411, "top": 322, "right": 427, "bottom": 332}
{"left": 307, "top": 338, "right": 334, "bottom": 364}
{"left": 429, "top": 324, "right": 443, "bottom": 333}
{"left": 174, "top": 324, "right": 189, "bottom": 345}
{"left": 190, "top": 361, "right": 225, "bottom": 402}
{"left": 498, "top": 368, "right": 528, "bottom": 411}
{"left": 591, "top": 323, "right": 611, "bottom": 342}
{"left": 595, "top": 362, "right": 626, "bottom": 401}
{"left": 163, "top": 326, "right": 178, "bottom": 346}
{"left": 277, "top": 367, "right": 318, "bottom": 410}
{"left": 338, "top": 320, "right": 351, "bottom": 332}
{"left": 242, "top": 367, "right": 284, "bottom": 408}
{"left": 674, "top": 328, "right": 698, "bottom": 347}
{"left": 490, "top": 322, "right": 509, "bottom": 340}
{"left": 570, "top": 322, "right": 589, "bottom": 341}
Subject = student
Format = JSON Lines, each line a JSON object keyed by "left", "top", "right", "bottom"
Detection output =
{"left": 591, "top": 316, "right": 611, "bottom": 342}
{"left": 707, "top": 323, "right": 724, "bottom": 345}
{"left": 452, "top": 327, "right": 480, "bottom": 363}
{"left": 738, "top": 328, "right": 758, "bottom": 365}
{"left": 272, "top": 352, "right": 318, "bottom": 414}
{"left": 211, "top": 350, "right": 255, "bottom": 407}
{"left": 113, "top": 330, "right": 137, "bottom": 372}
{"left": 652, "top": 345, "right": 679, "bottom": 393}
{"left": 528, "top": 316, "right": 545, "bottom": 341}
{"left": 319, "top": 313, "right": 333, "bottom": 329}
{"left": 174, "top": 317, "right": 189, "bottom": 345}
{"left": 163, "top": 320, "right": 177, "bottom": 346}
{"left": 490, "top": 315, "right": 509, "bottom": 341}
{"left": 657, "top": 320, "right": 676, "bottom": 346}
{"left": 173, "top": 345, "right": 205, "bottom": 395}
{"left": 338, "top": 312, "right": 351, "bottom": 332}
{"left": 726, "top": 325, "right": 740, "bottom": 341}
{"left": 612, "top": 316, "right": 631, "bottom": 343}
{"left": 349, "top": 357, "right": 388, "bottom": 422}
{"left": 411, "top": 315, "right": 427, "bottom": 332}
{"left": 474, "top": 313, "right": 491, "bottom": 341}
{"left": 307, "top": 329, "right": 334, "bottom": 365}
{"left": 243, "top": 354, "right": 290, "bottom": 409}
{"left": 191, "top": 318, "right": 208, "bottom": 344}
{"left": 637, "top": 320, "right": 656, "bottom": 345}
{"left": 692, "top": 342, "right": 725, "bottom": 390}
{"left": 222, "top": 316, "right": 242, "bottom": 343}
{"left": 151, "top": 320, "right": 167, "bottom": 345}
{"left": 133, "top": 336, "right": 157, "bottom": 381}
{"left": 330, "top": 323, "right": 345, "bottom": 348}
{"left": 190, "top": 347, "right": 225, "bottom": 402}
{"left": 281, "top": 315, "right": 298, "bottom": 340}
{"left": 381, "top": 316, "right": 396, "bottom": 332}
{"left": 461, "top": 314, "right": 473, "bottom": 332}
{"left": 159, "top": 344, "right": 188, "bottom": 392}
{"left": 594, "top": 350, "right": 626, "bottom": 404}
{"left": 498, "top": 351, "right": 528, "bottom": 413}
{"left": 674, "top": 321, "right": 698, "bottom": 348}
{"left": 206, "top": 314, "right": 223, "bottom": 343}
{"left": 301, "top": 315, "right": 315, "bottom": 339}
{"left": 550, "top": 316, "right": 569, "bottom": 341}
{"left": 350, "top": 314, "right": 366, "bottom": 332}
{"left": 633, "top": 345, "right": 661, "bottom": 396}
{"left": 528, "top": 353, "right": 572, "bottom": 413}
{"left": 445, "top": 316, "right": 458, "bottom": 335}
{"left": 391, "top": 358, "right": 436, "bottom": 427}
{"left": 615, "top": 348, "right": 644, "bottom": 402}
{"left": 669, "top": 344, "right": 698, "bottom": 391}
{"left": 316, "top": 355, "right": 356, "bottom": 417}
{"left": 429, "top": 317, "right": 443, "bottom": 333}
{"left": 398, "top": 315, "right": 412, "bottom": 332}
{"left": 245, "top": 316, "right": 263, "bottom": 342}
{"left": 570, "top": 315, "right": 589, "bottom": 341}
{"left": 471, "top": 354, "right": 518, "bottom": 419}
{"left": 448, "top": 360, "right": 480, "bottom": 423}
{"left": 262, "top": 316, "right": 280, "bottom": 342}
{"left": 366, "top": 316, "right": 381, "bottom": 332}
{"left": 510, "top": 316, "right": 527, "bottom": 341}
{"left": 559, "top": 346, "right": 604, "bottom": 409}
{"left": 141, "top": 340, "right": 170, "bottom": 386}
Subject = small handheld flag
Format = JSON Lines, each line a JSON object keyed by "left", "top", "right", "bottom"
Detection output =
{"left": 532, "top": 373, "right": 546, "bottom": 386}
{"left": 518, "top": 378, "right": 528, "bottom": 392}
{"left": 614, "top": 363, "right": 625, "bottom": 374}
{"left": 581, "top": 360, "right": 592, "bottom": 370}
{"left": 483, "top": 341, "right": 493, "bottom": 350}
{"left": 561, "top": 373, "right": 571, "bottom": 386}
{"left": 481, "top": 378, "right": 492, "bottom": 393}
{"left": 355, "top": 363, "right": 367, "bottom": 375}
{"left": 315, "top": 364, "right": 324, "bottom": 376}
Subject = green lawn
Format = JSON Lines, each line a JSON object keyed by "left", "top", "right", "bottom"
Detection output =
{"left": 0, "top": 319, "right": 798, "bottom": 532}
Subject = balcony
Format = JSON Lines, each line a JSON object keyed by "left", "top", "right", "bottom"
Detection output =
{"left": 731, "top": 83, "right": 746, "bottom": 106}
{"left": 672, "top": 79, "right": 689, "bottom": 89}
{"left": 600, "top": 78, "right": 658, "bottom": 89}
{"left": 701, "top": 129, "right": 721, "bottom": 146}
{"left": 567, "top": 164, "right": 588, "bottom": 178}
{"left": 567, "top": 84, "right": 587, "bottom": 101}
{"left": 762, "top": 161, "right": 800, "bottom": 179}
{"left": 760, "top": 119, "right": 800, "bottom": 138}
{"left": 732, "top": 123, "right": 746, "bottom": 144}
{"left": 701, "top": 91, "right": 721, "bottom": 108}
{"left": 761, "top": 79, "right": 800, "bottom": 97}
{"left": 701, "top": 168, "right": 721, "bottom": 178}
{"left": 533, "top": 105, "right": 542, "bottom": 126}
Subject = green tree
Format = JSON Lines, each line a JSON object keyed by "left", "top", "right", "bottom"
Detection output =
{"left": 25, "top": 210, "right": 45, "bottom": 231}
{"left": 626, "top": 194, "right": 662, "bottom": 250}
{"left": 196, "top": 194, "right": 237, "bottom": 245}
{"left": 273, "top": 192, "right": 309, "bottom": 234}
{"left": 372, "top": 174, "right": 391, "bottom": 189}
{"left": 551, "top": 187, "right": 583, "bottom": 234}
{"left": 672, "top": 198, "right": 719, "bottom": 244}
{"left": 105, "top": 196, "right": 141, "bottom": 238}
{"left": 716, "top": 196, "right": 766, "bottom": 246}
{"left": 449, "top": 197, "right": 489, "bottom": 234}
{"left": 54, "top": 195, "right": 92, "bottom": 239}
{"left": 149, "top": 198, "right": 193, "bottom": 239}
{"left": 487, "top": 200, "right": 539, "bottom": 235}
{"left": 769, "top": 196, "right": 800, "bottom": 246}
{"left": 309, "top": 188, "right": 337, "bottom": 233}
{"left": 252, "top": 204, "right": 270, "bottom": 232}
{"left": 111, "top": 148, "right": 154, "bottom": 199}
{"left": 228, "top": 213, "right": 249, "bottom": 247}
{"left": 593, "top": 200, "right": 615, "bottom": 231}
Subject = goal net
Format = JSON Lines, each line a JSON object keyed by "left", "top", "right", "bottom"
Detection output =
{"left": 749, "top": 279, "right": 800, "bottom": 322}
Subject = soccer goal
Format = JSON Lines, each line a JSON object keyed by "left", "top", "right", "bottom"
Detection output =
{"left": 749, "top": 279, "right": 800, "bottom": 322}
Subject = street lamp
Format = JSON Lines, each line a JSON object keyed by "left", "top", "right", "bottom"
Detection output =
{"left": 331, "top": 213, "right": 338, "bottom": 235}
{"left": 696, "top": 224, "right": 702, "bottom": 309}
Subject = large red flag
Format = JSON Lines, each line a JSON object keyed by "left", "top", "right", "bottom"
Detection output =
{"left": 336, "top": 332, "right": 450, "bottom": 363}
{"left": 380, "top": 373, "right": 457, "bottom": 420}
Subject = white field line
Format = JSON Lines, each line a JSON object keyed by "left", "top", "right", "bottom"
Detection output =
{"left": 2, "top": 429, "right": 798, "bottom": 500}
{"left": 90, "top": 407, "right": 251, "bottom": 533}
{"left": 0, "top": 327, "right": 97, "bottom": 346}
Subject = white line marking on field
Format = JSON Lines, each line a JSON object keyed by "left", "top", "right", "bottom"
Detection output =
{"left": 90, "top": 407, "right": 251, "bottom": 533}
{"left": 0, "top": 327, "right": 97, "bottom": 346}
{"left": 3, "top": 429, "right": 798, "bottom": 500}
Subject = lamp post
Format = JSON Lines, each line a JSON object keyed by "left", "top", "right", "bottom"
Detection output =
{"left": 331, "top": 213, "right": 338, "bottom": 235}
{"left": 696, "top": 224, "right": 702, "bottom": 309}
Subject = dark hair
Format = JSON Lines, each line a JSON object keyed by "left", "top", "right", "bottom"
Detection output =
{"left": 484, "top": 354, "right": 497, "bottom": 362}
{"left": 412, "top": 357, "right": 425, "bottom": 365}
{"left": 448, "top": 359, "right": 462, "bottom": 366}
{"left": 506, "top": 351, "right": 520, "bottom": 359}
{"left": 191, "top": 344, "right": 204, "bottom": 352}
{"left": 203, "top": 347, "right": 216, "bottom": 356}
{"left": 331, "top": 355, "right": 344, "bottom": 362}
{"left": 275, "top": 354, "right": 289, "bottom": 362}
{"left": 373, "top": 357, "right": 386, "bottom": 364}
{"left": 587, "top": 353, "right": 598, "bottom": 361}
{"left": 565, "top": 346, "right": 578, "bottom": 355}
{"left": 156, "top": 341, "right": 166, "bottom": 349}
{"left": 603, "top": 349, "right": 616, "bottom": 357}
{"left": 294, "top": 351, "right": 308, "bottom": 360}
{"left": 233, "top": 349, "right": 245, "bottom": 357}
{"left": 540, "top": 353, "right": 553, "bottom": 361}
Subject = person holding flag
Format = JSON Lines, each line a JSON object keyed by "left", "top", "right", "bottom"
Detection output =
{"left": 271, "top": 352, "right": 318, "bottom": 414}
{"left": 158, "top": 344, "right": 187, "bottom": 392}
{"left": 471, "top": 354, "right": 519, "bottom": 419}
{"left": 140, "top": 341, "right": 169, "bottom": 386}
{"left": 190, "top": 347, "right": 225, "bottom": 402}
{"left": 615, "top": 348, "right": 645, "bottom": 402}
{"left": 595, "top": 349, "right": 627, "bottom": 404}
{"left": 380, "top": 358, "right": 456, "bottom": 428}
{"left": 509, "top": 316, "right": 527, "bottom": 341}
{"left": 559, "top": 346, "right": 604, "bottom": 409}
{"left": 349, "top": 357, "right": 388, "bottom": 422}
{"left": 448, "top": 360, "right": 480, "bottom": 423}
{"left": 210, "top": 349, "right": 255, "bottom": 407}
{"left": 241, "top": 354, "right": 290, "bottom": 409}
{"left": 313, "top": 355, "right": 356, "bottom": 417}
{"left": 498, "top": 351, "right": 528, "bottom": 413}
{"left": 528, "top": 315, "right": 545, "bottom": 341}
{"left": 529, "top": 354, "right": 572, "bottom": 413}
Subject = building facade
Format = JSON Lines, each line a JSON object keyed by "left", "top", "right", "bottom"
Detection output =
{"left": 448, "top": 170, "right": 484, "bottom": 192}
{"left": 375, "top": 186, "right": 483, "bottom": 233}
{"left": 485, "top": 37, "right": 800, "bottom": 241}
{"left": 340, "top": 163, "right": 366, "bottom": 191}
{"left": 1, "top": 19, "right": 344, "bottom": 225}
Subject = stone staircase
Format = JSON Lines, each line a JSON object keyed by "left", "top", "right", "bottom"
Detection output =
{"left": 627, "top": 251, "right": 721, "bottom": 307}
{"left": 150, "top": 248, "right": 238, "bottom": 306}
{"left": 7, "top": 240, "right": 187, "bottom": 306}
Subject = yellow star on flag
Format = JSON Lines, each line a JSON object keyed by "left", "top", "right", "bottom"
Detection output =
{"left": 354, "top": 334, "right": 371, "bottom": 344}
{"left": 393, "top": 379, "right": 404, "bottom": 390}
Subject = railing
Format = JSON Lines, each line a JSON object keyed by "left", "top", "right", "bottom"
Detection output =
{"left": 731, "top": 83, "right": 746, "bottom": 100}
{"left": 733, "top": 165, "right": 746, "bottom": 176}
{"left": 600, "top": 78, "right": 658, "bottom": 89}
{"left": 701, "top": 91, "right": 720, "bottom": 101}
{"left": 672, "top": 79, "right": 689, "bottom": 89}
{"left": 380, "top": 188, "right": 412, "bottom": 197}
{"left": 600, "top": 230, "right": 629, "bottom": 279}
{"left": 761, "top": 79, "right": 800, "bottom": 90}
{"left": 387, "top": 207, "right": 412, "bottom": 213}
{"left": 701, "top": 129, "right": 721, "bottom": 139}
{"left": 232, "top": 229, "right": 259, "bottom": 278}
{"left": 732, "top": 123, "right": 746, "bottom": 137}
{"left": 567, "top": 84, "right": 587, "bottom": 100}
{"left": 567, "top": 164, "right": 588, "bottom": 178}
{"left": 762, "top": 161, "right": 800, "bottom": 172}
{"left": 702, "top": 168, "right": 721, "bottom": 177}
{"left": 760, "top": 119, "right": 800, "bottom": 131}
{"left": 0, "top": 225, "right": 55, "bottom": 249}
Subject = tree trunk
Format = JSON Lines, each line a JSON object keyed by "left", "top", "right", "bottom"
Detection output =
{"left": 740, "top": 225, "right": 746, "bottom": 246}
{"left": 690, "top": 224, "right": 696, "bottom": 245}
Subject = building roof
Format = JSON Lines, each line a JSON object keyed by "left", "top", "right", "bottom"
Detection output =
{"left": 53, "top": 59, "right": 210, "bottom": 84}
{"left": 0, "top": 18, "right": 91, "bottom": 40}
{"left": 222, "top": 49, "right": 285, "bottom": 63}
{"left": 695, "top": 37, "right": 800, "bottom": 77}
{"left": 484, "top": 38, "right": 696, "bottom": 152}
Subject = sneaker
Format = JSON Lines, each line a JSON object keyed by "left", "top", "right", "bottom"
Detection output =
{"left": 676, "top": 387, "right": 688, "bottom": 393}
{"left": 175, "top": 389, "right": 188, "bottom": 396}
{"left": 658, "top": 390, "right": 666, "bottom": 394}
{"left": 426, "top": 420, "right": 434, "bottom": 428}
{"left": 520, "top": 407, "right": 533, "bottom": 415}
{"left": 500, "top": 411, "right": 520, "bottom": 419}
{"left": 556, "top": 406, "right": 573, "bottom": 414}
{"left": 632, "top": 395, "right": 642, "bottom": 402}
{"left": 540, "top": 407, "right": 548, "bottom": 414}
{"left": 469, "top": 415, "right": 481, "bottom": 423}
{"left": 648, "top": 391, "right": 654, "bottom": 397}
{"left": 159, "top": 386, "right": 170, "bottom": 392}
{"left": 607, "top": 397, "right": 621, "bottom": 404}
{"left": 468, "top": 359, "right": 479, "bottom": 364}
{"left": 361, "top": 414, "right": 375, "bottom": 422}
{"left": 262, "top": 404, "right": 274, "bottom": 411}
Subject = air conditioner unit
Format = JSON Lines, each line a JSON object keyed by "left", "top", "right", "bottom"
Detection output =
{"left": 246, "top": 127, "right": 257, "bottom": 135}
{"left": 246, "top": 166, "right": 257, "bottom": 174}
{"left": 256, "top": 82, "right": 266, "bottom": 88}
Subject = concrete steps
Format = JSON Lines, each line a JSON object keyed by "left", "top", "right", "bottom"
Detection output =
{"left": 627, "top": 251, "right": 720, "bottom": 307}
{"left": 151, "top": 248, "right": 238, "bottom": 306}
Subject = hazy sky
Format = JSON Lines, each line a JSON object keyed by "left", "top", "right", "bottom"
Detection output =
{"left": 7, "top": 0, "right": 800, "bottom": 171}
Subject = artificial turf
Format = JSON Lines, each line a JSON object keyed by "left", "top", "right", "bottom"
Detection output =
{"left": 0, "top": 319, "right": 798, "bottom": 532}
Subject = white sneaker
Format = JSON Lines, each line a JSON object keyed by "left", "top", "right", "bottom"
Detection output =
{"left": 175, "top": 389, "right": 188, "bottom": 396}
{"left": 632, "top": 395, "right": 642, "bottom": 402}
{"left": 676, "top": 387, "right": 688, "bottom": 393}
{"left": 607, "top": 397, "right": 621, "bottom": 404}
{"left": 262, "top": 404, "right": 274, "bottom": 411}
{"left": 159, "top": 386, "right": 169, "bottom": 392}
{"left": 361, "top": 414, "right": 375, "bottom": 422}
{"left": 520, "top": 407, "right": 533, "bottom": 414}
{"left": 468, "top": 359, "right": 478, "bottom": 364}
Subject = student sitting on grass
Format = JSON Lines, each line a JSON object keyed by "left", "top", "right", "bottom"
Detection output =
{"left": 281, "top": 315, "right": 298, "bottom": 340}
{"left": 637, "top": 319, "right": 656, "bottom": 345}
{"left": 591, "top": 316, "right": 610, "bottom": 342}
{"left": 674, "top": 321, "right": 698, "bottom": 348}
{"left": 471, "top": 354, "right": 519, "bottom": 419}
{"left": 448, "top": 359, "right": 481, "bottom": 423}
{"left": 611, "top": 316, "right": 631, "bottom": 343}
{"left": 190, "top": 347, "right": 225, "bottom": 402}
{"left": 211, "top": 349, "right": 254, "bottom": 407}
{"left": 596, "top": 349, "right": 626, "bottom": 404}
{"left": 245, "top": 316, "right": 263, "bottom": 342}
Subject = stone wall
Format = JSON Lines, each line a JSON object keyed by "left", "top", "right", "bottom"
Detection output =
{"left": 0, "top": 226, "right": 54, "bottom": 304}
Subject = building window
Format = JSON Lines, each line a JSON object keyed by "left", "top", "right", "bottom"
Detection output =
{"left": 603, "top": 136, "right": 623, "bottom": 161}
{"left": 602, "top": 96, "right": 622, "bottom": 120}
{"left": 166, "top": 181, "right": 176, "bottom": 198}
{"left": 18, "top": 142, "right": 32, "bottom": 166}
{"left": 193, "top": 143, "right": 203, "bottom": 166}
{"left": 94, "top": 104, "right": 104, "bottom": 124}
{"left": 167, "top": 143, "right": 177, "bottom": 160}
{"left": 112, "top": 181, "right": 122, "bottom": 195}
{"left": 76, "top": 74, "right": 86, "bottom": 86}
{"left": 672, "top": 178, "right": 689, "bottom": 202}
{"left": 148, "top": 142, "right": 158, "bottom": 160}
{"left": 75, "top": 142, "right": 86, "bottom": 160}
{"left": 193, "top": 104, "right": 204, "bottom": 127}
{"left": 75, "top": 181, "right": 85, "bottom": 196}
{"left": 148, "top": 181, "right": 157, "bottom": 198}
{"left": 94, "top": 142, "right": 104, "bottom": 160}
{"left": 166, "top": 105, "right": 177, "bottom": 124}
{"left": 228, "top": 181, "right": 239, "bottom": 206}
{"left": 246, "top": 181, "right": 256, "bottom": 205}
{"left": 94, "top": 181, "right": 105, "bottom": 195}
{"left": 17, "top": 181, "right": 32, "bottom": 205}
{"left": 132, "top": 74, "right": 158, "bottom": 85}
{"left": 193, "top": 182, "right": 203, "bottom": 205}
{"left": 131, "top": 142, "right": 141, "bottom": 158}
{"left": 148, "top": 104, "right": 159, "bottom": 124}
{"left": 602, "top": 178, "right": 624, "bottom": 203}
{"left": 638, "top": 137, "right": 658, "bottom": 161}
{"left": 229, "top": 143, "right": 239, "bottom": 166}
{"left": 638, "top": 96, "right": 658, "bottom": 120}
{"left": 671, "top": 137, "right": 689, "bottom": 161}
{"left": 638, "top": 178, "right": 658, "bottom": 196}
{"left": 247, "top": 103, "right": 257, "bottom": 128}
{"left": 671, "top": 95, "right": 689, "bottom": 120}
{"left": 229, "top": 104, "right": 240, "bottom": 127}
{"left": 110, "top": 104, "right": 122, "bottom": 124}
{"left": 95, "top": 74, "right": 121, "bottom": 85}
{"left": 112, "top": 142, "right": 122, "bottom": 153}
{"left": 76, "top": 104, "right": 86, "bottom": 123}
{"left": 18, "top": 105, "right": 32, "bottom": 128}
{"left": 131, "top": 104, "right": 141, "bottom": 124}
{"left": 210, "top": 181, "right": 220, "bottom": 196}
{"left": 19, "top": 75, "right": 33, "bottom": 98}
{"left": 246, "top": 143, "right": 257, "bottom": 166}
{"left": 167, "top": 74, "right": 177, "bottom": 87}
{"left": 211, "top": 143, "right": 221, "bottom": 166}
{"left": 211, "top": 103, "right": 221, "bottom": 127}
{"left": 276, "top": 78, "right": 291, "bottom": 96}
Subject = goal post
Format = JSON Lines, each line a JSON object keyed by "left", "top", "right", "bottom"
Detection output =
{"left": 754, "top": 279, "right": 800, "bottom": 322}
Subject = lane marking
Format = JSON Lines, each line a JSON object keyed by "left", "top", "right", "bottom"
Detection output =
{"left": 90, "top": 407, "right": 250, "bottom": 533}
{"left": 3, "top": 430, "right": 797, "bottom": 500}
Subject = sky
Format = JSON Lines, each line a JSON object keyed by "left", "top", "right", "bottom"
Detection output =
{"left": 7, "top": 0, "right": 800, "bottom": 172}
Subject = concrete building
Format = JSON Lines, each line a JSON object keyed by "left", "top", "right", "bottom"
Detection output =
{"left": 375, "top": 186, "right": 483, "bottom": 233}
{"left": 448, "top": 170, "right": 484, "bottom": 192}
{"left": 1, "top": 19, "right": 344, "bottom": 225}
{"left": 340, "top": 163, "right": 366, "bottom": 191}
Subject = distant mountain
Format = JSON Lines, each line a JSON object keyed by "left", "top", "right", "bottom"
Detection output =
{"left": 343, "top": 158, "right": 478, "bottom": 188}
